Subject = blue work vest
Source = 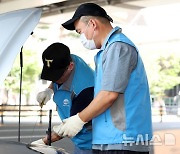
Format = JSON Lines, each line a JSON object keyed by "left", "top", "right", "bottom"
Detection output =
{"left": 93, "top": 27, "right": 152, "bottom": 144}
{"left": 53, "top": 54, "right": 94, "bottom": 149}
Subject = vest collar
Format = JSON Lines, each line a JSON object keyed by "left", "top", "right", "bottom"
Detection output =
{"left": 100, "top": 26, "right": 121, "bottom": 51}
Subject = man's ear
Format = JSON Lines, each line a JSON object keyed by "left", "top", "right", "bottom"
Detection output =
{"left": 90, "top": 19, "right": 97, "bottom": 30}
{"left": 68, "top": 62, "right": 74, "bottom": 71}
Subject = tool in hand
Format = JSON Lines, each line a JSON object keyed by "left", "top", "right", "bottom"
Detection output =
{"left": 46, "top": 109, "right": 52, "bottom": 146}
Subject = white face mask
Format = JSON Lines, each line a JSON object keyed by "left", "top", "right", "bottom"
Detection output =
{"left": 80, "top": 33, "right": 96, "bottom": 50}
{"left": 80, "top": 22, "right": 97, "bottom": 50}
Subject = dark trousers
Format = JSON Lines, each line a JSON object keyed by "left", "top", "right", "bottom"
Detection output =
{"left": 92, "top": 150, "right": 149, "bottom": 154}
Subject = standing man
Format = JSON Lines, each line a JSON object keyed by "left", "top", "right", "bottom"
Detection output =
{"left": 56, "top": 3, "right": 152, "bottom": 154}
{"left": 32, "top": 42, "right": 94, "bottom": 154}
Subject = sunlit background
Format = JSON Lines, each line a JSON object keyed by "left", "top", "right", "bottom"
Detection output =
{"left": 0, "top": 1, "right": 180, "bottom": 153}
{"left": 4, "top": 1, "right": 179, "bottom": 106}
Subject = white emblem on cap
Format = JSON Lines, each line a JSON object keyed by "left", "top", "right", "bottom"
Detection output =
{"left": 45, "top": 58, "right": 53, "bottom": 67}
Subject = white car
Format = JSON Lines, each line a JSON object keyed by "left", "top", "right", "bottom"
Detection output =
{"left": 0, "top": 140, "right": 68, "bottom": 154}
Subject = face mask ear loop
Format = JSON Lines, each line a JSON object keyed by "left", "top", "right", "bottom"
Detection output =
{"left": 92, "top": 27, "right": 95, "bottom": 40}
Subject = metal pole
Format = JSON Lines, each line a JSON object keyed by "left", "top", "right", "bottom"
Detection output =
{"left": 18, "top": 47, "right": 23, "bottom": 142}
{"left": 40, "top": 106, "right": 42, "bottom": 124}
{"left": 1, "top": 104, "right": 3, "bottom": 124}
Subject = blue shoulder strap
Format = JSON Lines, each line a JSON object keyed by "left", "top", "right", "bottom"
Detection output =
{"left": 107, "top": 31, "right": 138, "bottom": 52}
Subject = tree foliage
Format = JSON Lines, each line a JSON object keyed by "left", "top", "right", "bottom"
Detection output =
{"left": 148, "top": 55, "right": 180, "bottom": 96}
{"left": 4, "top": 49, "right": 41, "bottom": 103}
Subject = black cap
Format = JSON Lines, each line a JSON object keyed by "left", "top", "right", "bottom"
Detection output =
{"left": 41, "top": 43, "right": 71, "bottom": 82}
{"left": 62, "top": 3, "right": 113, "bottom": 30}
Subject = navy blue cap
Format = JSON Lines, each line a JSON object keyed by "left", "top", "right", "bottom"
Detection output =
{"left": 62, "top": 3, "right": 113, "bottom": 30}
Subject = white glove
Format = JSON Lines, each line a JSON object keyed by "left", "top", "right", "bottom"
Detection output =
{"left": 36, "top": 88, "right": 53, "bottom": 107}
{"left": 52, "top": 123, "right": 63, "bottom": 136}
{"left": 31, "top": 139, "right": 46, "bottom": 145}
{"left": 58, "top": 113, "right": 87, "bottom": 138}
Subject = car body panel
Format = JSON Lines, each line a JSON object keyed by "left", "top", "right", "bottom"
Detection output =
{"left": 0, "top": 8, "right": 41, "bottom": 86}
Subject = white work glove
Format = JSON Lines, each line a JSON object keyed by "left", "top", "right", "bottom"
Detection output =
{"left": 31, "top": 139, "right": 46, "bottom": 145}
{"left": 52, "top": 123, "right": 63, "bottom": 136}
{"left": 36, "top": 88, "right": 53, "bottom": 107}
{"left": 58, "top": 113, "right": 87, "bottom": 138}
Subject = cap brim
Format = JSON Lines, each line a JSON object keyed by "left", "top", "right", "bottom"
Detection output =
{"left": 62, "top": 16, "right": 79, "bottom": 30}
{"left": 106, "top": 15, "right": 113, "bottom": 23}
{"left": 41, "top": 67, "right": 66, "bottom": 82}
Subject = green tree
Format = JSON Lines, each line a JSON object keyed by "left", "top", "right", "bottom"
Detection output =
{"left": 4, "top": 49, "right": 41, "bottom": 104}
{"left": 149, "top": 55, "right": 180, "bottom": 96}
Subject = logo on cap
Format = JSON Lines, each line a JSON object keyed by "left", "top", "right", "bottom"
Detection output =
{"left": 45, "top": 58, "right": 53, "bottom": 68}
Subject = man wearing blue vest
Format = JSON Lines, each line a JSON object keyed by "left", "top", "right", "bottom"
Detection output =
{"left": 56, "top": 3, "right": 153, "bottom": 154}
{"left": 31, "top": 42, "right": 94, "bottom": 154}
